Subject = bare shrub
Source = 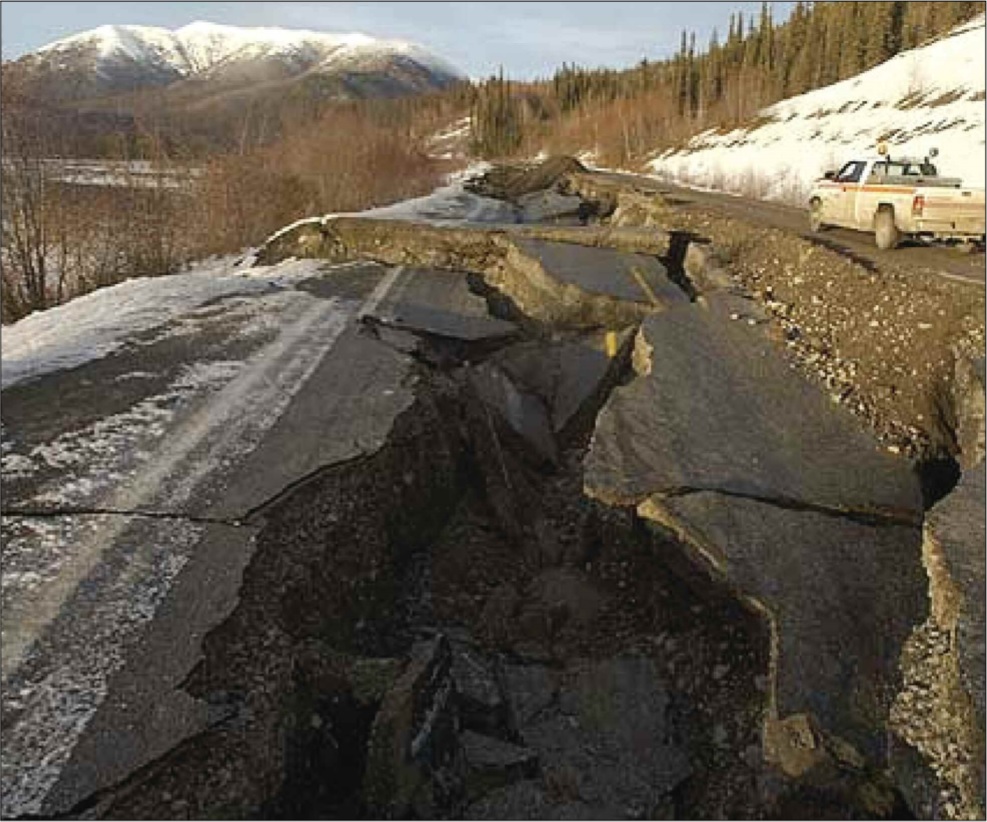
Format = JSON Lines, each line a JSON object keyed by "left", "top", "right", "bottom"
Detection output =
{"left": 735, "top": 167, "right": 772, "bottom": 200}
{"left": 2, "top": 94, "right": 454, "bottom": 323}
{"left": 192, "top": 105, "right": 450, "bottom": 256}
{"left": 773, "top": 166, "right": 812, "bottom": 207}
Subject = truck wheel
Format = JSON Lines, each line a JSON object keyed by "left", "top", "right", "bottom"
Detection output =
{"left": 874, "top": 209, "right": 900, "bottom": 250}
{"left": 809, "top": 198, "right": 825, "bottom": 232}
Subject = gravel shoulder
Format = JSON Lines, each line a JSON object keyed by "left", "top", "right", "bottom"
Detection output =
{"left": 598, "top": 171, "right": 986, "bottom": 286}
{"left": 591, "top": 171, "right": 985, "bottom": 460}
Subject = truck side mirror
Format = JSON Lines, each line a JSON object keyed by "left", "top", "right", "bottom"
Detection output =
{"left": 823, "top": 171, "right": 836, "bottom": 180}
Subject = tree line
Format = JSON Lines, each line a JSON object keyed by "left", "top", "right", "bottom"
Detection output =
{"left": 470, "top": 1, "right": 985, "bottom": 162}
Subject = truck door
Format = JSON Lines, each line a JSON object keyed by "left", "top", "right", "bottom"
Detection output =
{"left": 833, "top": 161, "right": 867, "bottom": 225}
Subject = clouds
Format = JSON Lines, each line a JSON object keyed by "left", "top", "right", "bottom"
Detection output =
{"left": 2, "top": 1, "right": 791, "bottom": 79}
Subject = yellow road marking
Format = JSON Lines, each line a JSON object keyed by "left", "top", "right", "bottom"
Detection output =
{"left": 629, "top": 265, "right": 661, "bottom": 307}
{"left": 605, "top": 330, "right": 617, "bottom": 358}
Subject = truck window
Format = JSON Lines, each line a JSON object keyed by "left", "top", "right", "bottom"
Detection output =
{"left": 836, "top": 161, "right": 866, "bottom": 183}
{"left": 869, "top": 161, "right": 939, "bottom": 179}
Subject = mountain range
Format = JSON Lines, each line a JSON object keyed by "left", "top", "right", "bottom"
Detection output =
{"left": 9, "top": 21, "right": 464, "bottom": 102}
{"left": 3, "top": 21, "right": 465, "bottom": 154}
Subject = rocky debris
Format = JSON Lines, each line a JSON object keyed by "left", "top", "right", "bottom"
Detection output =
{"left": 516, "top": 189, "right": 584, "bottom": 224}
{"left": 561, "top": 171, "right": 671, "bottom": 231}
{"left": 461, "top": 655, "right": 695, "bottom": 820}
{"left": 501, "top": 663, "right": 561, "bottom": 731}
{"left": 488, "top": 656, "right": 691, "bottom": 820}
{"left": 928, "top": 462, "right": 986, "bottom": 729}
{"left": 681, "top": 239, "right": 742, "bottom": 295}
{"left": 467, "top": 362, "right": 559, "bottom": 466}
{"left": 364, "top": 636, "right": 459, "bottom": 818}
{"left": 465, "top": 156, "right": 588, "bottom": 202}
{"left": 465, "top": 779, "right": 602, "bottom": 820}
{"left": 512, "top": 236, "right": 687, "bottom": 310}
{"left": 490, "top": 329, "right": 634, "bottom": 437}
{"left": 349, "top": 656, "right": 406, "bottom": 706}
{"left": 512, "top": 569, "right": 606, "bottom": 659}
{"left": 951, "top": 354, "right": 985, "bottom": 468}
{"left": 451, "top": 647, "right": 507, "bottom": 734}
{"left": 891, "top": 461, "right": 986, "bottom": 819}
{"left": 460, "top": 731, "right": 538, "bottom": 799}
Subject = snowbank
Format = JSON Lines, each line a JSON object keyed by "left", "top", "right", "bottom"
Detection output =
{"left": 649, "top": 15, "right": 986, "bottom": 203}
{"left": 356, "top": 163, "right": 515, "bottom": 224}
{"left": 262, "top": 162, "right": 512, "bottom": 248}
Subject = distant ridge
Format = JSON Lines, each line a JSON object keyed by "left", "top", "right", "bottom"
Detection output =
{"left": 9, "top": 20, "right": 464, "bottom": 103}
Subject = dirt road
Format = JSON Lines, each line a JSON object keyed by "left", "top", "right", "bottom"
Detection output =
{"left": 598, "top": 170, "right": 986, "bottom": 287}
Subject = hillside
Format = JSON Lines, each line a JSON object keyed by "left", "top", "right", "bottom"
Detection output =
{"left": 648, "top": 14, "right": 986, "bottom": 202}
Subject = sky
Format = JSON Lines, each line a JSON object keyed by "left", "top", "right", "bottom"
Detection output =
{"left": 1, "top": 1, "right": 793, "bottom": 80}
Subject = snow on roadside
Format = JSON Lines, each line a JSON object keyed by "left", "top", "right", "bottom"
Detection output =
{"left": 356, "top": 165, "right": 514, "bottom": 223}
{"left": 262, "top": 162, "right": 511, "bottom": 248}
{"left": 0, "top": 256, "right": 336, "bottom": 390}
{"left": 649, "top": 15, "right": 986, "bottom": 203}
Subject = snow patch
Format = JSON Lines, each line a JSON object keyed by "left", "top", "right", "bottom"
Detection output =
{"left": 355, "top": 171, "right": 515, "bottom": 224}
{"left": 649, "top": 15, "right": 986, "bottom": 202}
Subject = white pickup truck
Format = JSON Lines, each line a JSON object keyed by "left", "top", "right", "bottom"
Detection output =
{"left": 808, "top": 151, "right": 986, "bottom": 250}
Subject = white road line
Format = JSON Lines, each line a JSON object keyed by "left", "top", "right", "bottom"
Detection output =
{"left": 934, "top": 270, "right": 986, "bottom": 287}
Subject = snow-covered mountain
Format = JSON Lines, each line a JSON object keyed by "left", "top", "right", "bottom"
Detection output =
{"left": 649, "top": 14, "right": 986, "bottom": 203}
{"left": 10, "top": 20, "right": 464, "bottom": 102}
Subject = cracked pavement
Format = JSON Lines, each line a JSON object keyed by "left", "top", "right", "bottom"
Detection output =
{"left": 0, "top": 238, "right": 683, "bottom": 817}
{"left": 1, "top": 160, "right": 982, "bottom": 819}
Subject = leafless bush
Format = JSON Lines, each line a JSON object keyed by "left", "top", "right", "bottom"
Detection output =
{"left": 192, "top": 106, "right": 448, "bottom": 255}
{"left": 1, "top": 92, "right": 76, "bottom": 321}
{"left": 773, "top": 166, "right": 812, "bottom": 207}
{"left": 2, "top": 96, "right": 452, "bottom": 323}
{"left": 734, "top": 167, "right": 772, "bottom": 200}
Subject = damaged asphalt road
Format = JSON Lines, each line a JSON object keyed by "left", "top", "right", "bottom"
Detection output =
{"left": 0, "top": 240, "right": 688, "bottom": 818}
{"left": 2, "top": 260, "right": 420, "bottom": 815}
{"left": 1, "top": 159, "right": 983, "bottom": 820}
